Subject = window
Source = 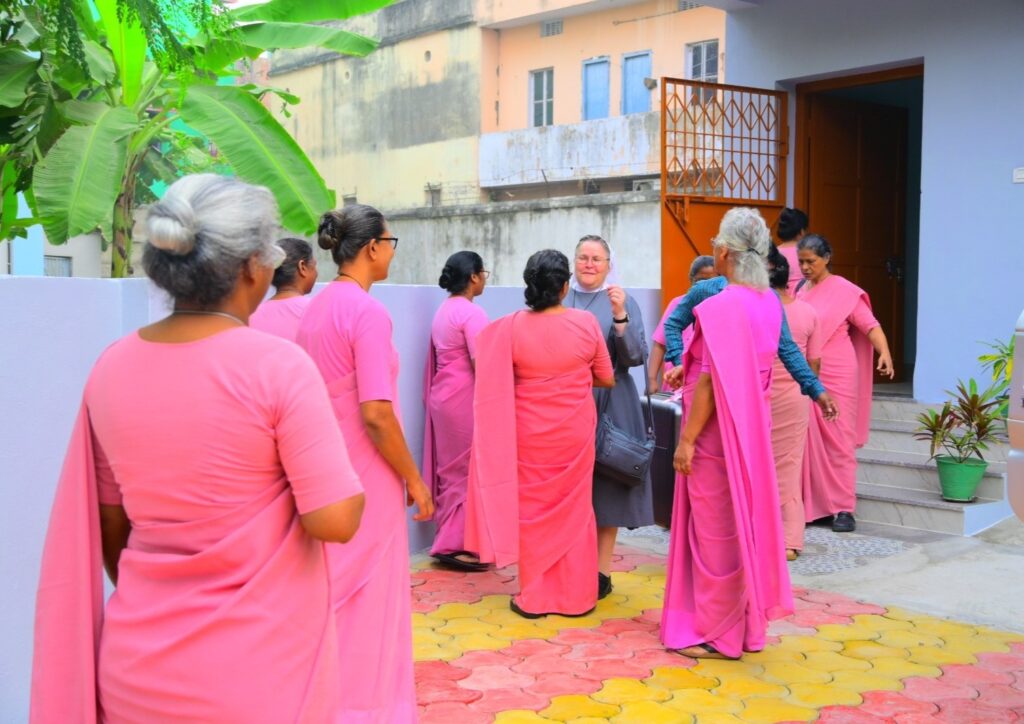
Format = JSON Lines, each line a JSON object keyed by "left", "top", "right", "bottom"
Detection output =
{"left": 530, "top": 68, "right": 554, "bottom": 127}
{"left": 622, "top": 51, "right": 652, "bottom": 115}
{"left": 678, "top": 1, "right": 703, "bottom": 10}
{"left": 44, "top": 255, "right": 72, "bottom": 277}
{"left": 582, "top": 58, "right": 610, "bottom": 121}
{"left": 541, "top": 19, "right": 563, "bottom": 37}
{"left": 342, "top": 194, "right": 358, "bottom": 207}
{"left": 687, "top": 39, "right": 719, "bottom": 83}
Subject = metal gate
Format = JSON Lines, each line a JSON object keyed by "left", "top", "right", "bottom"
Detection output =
{"left": 660, "top": 78, "right": 788, "bottom": 305}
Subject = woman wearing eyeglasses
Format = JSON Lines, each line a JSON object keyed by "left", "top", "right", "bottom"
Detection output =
{"left": 297, "top": 204, "right": 433, "bottom": 723}
{"left": 569, "top": 234, "right": 652, "bottom": 600}
{"left": 423, "top": 251, "right": 491, "bottom": 571}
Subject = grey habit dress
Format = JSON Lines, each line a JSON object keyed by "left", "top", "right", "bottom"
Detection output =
{"left": 568, "top": 288, "right": 655, "bottom": 528}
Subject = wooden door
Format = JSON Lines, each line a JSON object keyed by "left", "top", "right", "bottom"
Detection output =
{"left": 804, "top": 94, "right": 907, "bottom": 381}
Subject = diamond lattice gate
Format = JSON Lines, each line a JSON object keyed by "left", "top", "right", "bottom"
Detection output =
{"left": 659, "top": 78, "right": 788, "bottom": 307}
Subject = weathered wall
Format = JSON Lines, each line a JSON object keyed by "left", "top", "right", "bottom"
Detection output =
{"left": 382, "top": 190, "right": 661, "bottom": 288}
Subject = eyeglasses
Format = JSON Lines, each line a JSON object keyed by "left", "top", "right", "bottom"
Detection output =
{"left": 575, "top": 255, "right": 608, "bottom": 265}
{"left": 375, "top": 236, "right": 399, "bottom": 250}
{"left": 479, "top": 270, "right": 491, "bottom": 279}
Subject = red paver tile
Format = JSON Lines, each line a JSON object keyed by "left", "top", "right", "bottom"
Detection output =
{"left": 792, "top": 586, "right": 810, "bottom": 597}
{"left": 595, "top": 618, "right": 659, "bottom": 635}
{"left": 417, "top": 679, "right": 485, "bottom": 705}
{"left": 457, "top": 665, "right": 535, "bottom": 692}
{"left": 900, "top": 676, "right": 978, "bottom": 701}
{"left": 417, "top": 569, "right": 469, "bottom": 581}
{"left": 577, "top": 657, "right": 661, "bottom": 681}
{"left": 412, "top": 600, "right": 438, "bottom": 613}
{"left": 816, "top": 705, "right": 896, "bottom": 723}
{"left": 604, "top": 630, "right": 665, "bottom": 652}
{"left": 858, "top": 691, "right": 940, "bottom": 719}
{"left": 939, "top": 663, "right": 1015, "bottom": 687}
{"left": 825, "top": 601, "right": 889, "bottom": 616}
{"left": 511, "top": 655, "right": 582, "bottom": 676}
{"left": 1010, "top": 642, "right": 1024, "bottom": 655}
{"left": 450, "top": 650, "right": 522, "bottom": 669}
{"left": 934, "top": 698, "right": 1020, "bottom": 723}
{"left": 415, "top": 660, "right": 471, "bottom": 682}
{"left": 977, "top": 653, "right": 1024, "bottom": 672}
{"left": 565, "top": 643, "right": 621, "bottom": 661}
{"left": 527, "top": 672, "right": 603, "bottom": 697}
{"left": 793, "top": 596, "right": 828, "bottom": 611}
{"left": 550, "top": 628, "right": 614, "bottom": 646}
{"left": 974, "top": 684, "right": 1024, "bottom": 709}
{"left": 467, "top": 688, "right": 550, "bottom": 713}
{"left": 630, "top": 646, "right": 695, "bottom": 670}
{"left": 502, "top": 639, "right": 571, "bottom": 658}
{"left": 787, "top": 609, "right": 853, "bottom": 627}
{"left": 637, "top": 609, "right": 662, "bottom": 624}
{"left": 801, "top": 589, "right": 855, "bottom": 606}
{"left": 419, "top": 702, "right": 492, "bottom": 724}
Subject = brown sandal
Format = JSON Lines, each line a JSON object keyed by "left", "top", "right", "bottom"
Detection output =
{"left": 677, "top": 643, "right": 739, "bottom": 660}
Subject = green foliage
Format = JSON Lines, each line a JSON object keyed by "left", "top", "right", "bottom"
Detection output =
{"left": 915, "top": 379, "right": 1002, "bottom": 464}
{"left": 978, "top": 337, "right": 1014, "bottom": 420}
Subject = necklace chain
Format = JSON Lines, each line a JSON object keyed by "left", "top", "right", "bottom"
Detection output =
{"left": 172, "top": 309, "right": 246, "bottom": 326}
{"left": 337, "top": 272, "right": 367, "bottom": 290}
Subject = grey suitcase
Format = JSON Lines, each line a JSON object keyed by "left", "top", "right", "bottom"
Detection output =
{"left": 642, "top": 393, "right": 682, "bottom": 528}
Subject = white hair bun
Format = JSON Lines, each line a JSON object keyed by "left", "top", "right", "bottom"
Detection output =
{"left": 146, "top": 193, "right": 199, "bottom": 255}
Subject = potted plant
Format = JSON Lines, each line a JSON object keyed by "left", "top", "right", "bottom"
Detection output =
{"left": 915, "top": 379, "right": 1002, "bottom": 502}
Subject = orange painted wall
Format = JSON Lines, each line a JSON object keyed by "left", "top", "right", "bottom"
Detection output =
{"left": 491, "top": 1, "right": 725, "bottom": 131}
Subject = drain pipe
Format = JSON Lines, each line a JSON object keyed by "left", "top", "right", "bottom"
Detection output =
{"left": 1009, "top": 310, "right": 1024, "bottom": 520}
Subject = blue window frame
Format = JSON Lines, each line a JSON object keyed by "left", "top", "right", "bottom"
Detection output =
{"left": 622, "top": 51, "right": 652, "bottom": 115}
{"left": 582, "top": 58, "right": 610, "bottom": 121}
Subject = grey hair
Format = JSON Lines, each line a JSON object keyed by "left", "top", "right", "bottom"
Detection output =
{"left": 142, "top": 174, "right": 283, "bottom": 307}
{"left": 689, "top": 255, "right": 715, "bottom": 282}
{"left": 576, "top": 234, "right": 611, "bottom": 258}
{"left": 712, "top": 207, "right": 771, "bottom": 289}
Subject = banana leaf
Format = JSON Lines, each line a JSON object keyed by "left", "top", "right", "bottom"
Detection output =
{"left": 232, "top": 0, "right": 395, "bottom": 24}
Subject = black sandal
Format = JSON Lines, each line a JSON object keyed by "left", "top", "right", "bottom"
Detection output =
{"left": 676, "top": 643, "right": 738, "bottom": 660}
{"left": 509, "top": 598, "right": 596, "bottom": 619}
{"left": 433, "top": 551, "right": 488, "bottom": 572}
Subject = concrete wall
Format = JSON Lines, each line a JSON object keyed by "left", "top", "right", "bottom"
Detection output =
{"left": 723, "top": 0, "right": 1024, "bottom": 402}
{"left": 383, "top": 190, "right": 661, "bottom": 288}
{"left": 0, "top": 276, "right": 660, "bottom": 719}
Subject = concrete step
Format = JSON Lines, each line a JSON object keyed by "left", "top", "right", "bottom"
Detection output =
{"left": 871, "top": 395, "right": 934, "bottom": 423}
{"left": 864, "top": 421, "right": 1010, "bottom": 462}
{"left": 856, "top": 447, "right": 1007, "bottom": 501}
{"left": 856, "top": 481, "right": 1012, "bottom": 536}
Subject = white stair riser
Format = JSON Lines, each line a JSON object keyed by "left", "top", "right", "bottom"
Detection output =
{"left": 865, "top": 430, "right": 1009, "bottom": 462}
{"left": 855, "top": 497, "right": 967, "bottom": 535}
{"left": 856, "top": 459, "right": 1005, "bottom": 500}
{"left": 870, "top": 399, "right": 934, "bottom": 423}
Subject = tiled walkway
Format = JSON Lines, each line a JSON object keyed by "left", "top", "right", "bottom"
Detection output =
{"left": 413, "top": 545, "right": 1024, "bottom": 722}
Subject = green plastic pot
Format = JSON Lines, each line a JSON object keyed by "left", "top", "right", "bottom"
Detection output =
{"left": 935, "top": 456, "right": 989, "bottom": 502}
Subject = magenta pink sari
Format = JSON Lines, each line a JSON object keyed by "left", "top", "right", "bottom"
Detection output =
{"left": 661, "top": 286, "right": 793, "bottom": 658}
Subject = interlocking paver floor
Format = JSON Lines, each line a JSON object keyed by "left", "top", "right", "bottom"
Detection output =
{"left": 412, "top": 545, "right": 1024, "bottom": 722}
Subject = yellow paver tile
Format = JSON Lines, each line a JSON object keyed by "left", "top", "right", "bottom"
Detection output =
{"left": 879, "top": 606, "right": 920, "bottom": 621}
{"left": 829, "top": 669, "right": 905, "bottom": 693}
{"left": 742, "top": 648, "right": 805, "bottom": 664}
{"left": 759, "top": 661, "right": 833, "bottom": 685}
{"left": 785, "top": 682, "right": 862, "bottom": 708}
{"left": 907, "top": 618, "right": 978, "bottom": 638}
{"left": 491, "top": 623, "right": 556, "bottom": 641}
{"left": 426, "top": 602, "right": 486, "bottom": 620}
{"left": 535, "top": 614, "right": 605, "bottom": 631}
{"left": 693, "top": 715, "right": 743, "bottom": 724}
{"left": 593, "top": 678, "right": 673, "bottom": 704}
{"left": 621, "top": 595, "right": 665, "bottom": 611}
{"left": 664, "top": 689, "right": 743, "bottom": 715}
{"left": 495, "top": 711, "right": 554, "bottom": 723}
{"left": 413, "top": 629, "right": 451, "bottom": 646}
{"left": 451, "top": 632, "right": 509, "bottom": 651}
{"left": 645, "top": 667, "right": 718, "bottom": 691}
{"left": 712, "top": 675, "right": 788, "bottom": 699}
{"left": 876, "top": 629, "right": 943, "bottom": 649}
{"left": 412, "top": 642, "right": 462, "bottom": 661}
{"left": 567, "top": 719, "right": 613, "bottom": 724}
{"left": 594, "top": 604, "right": 645, "bottom": 619}
{"left": 905, "top": 644, "right": 977, "bottom": 667}
{"left": 612, "top": 700, "right": 692, "bottom": 723}
{"left": 977, "top": 626, "right": 1024, "bottom": 642}
{"left": 691, "top": 659, "right": 765, "bottom": 679}
{"left": 940, "top": 634, "right": 1011, "bottom": 655}
{"left": 435, "top": 618, "right": 501, "bottom": 636}
{"left": 412, "top": 612, "right": 438, "bottom": 630}
{"left": 773, "top": 635, "right": 843, "bottom": 653}
{"left": 801, "top": 650, "right": 873, "bottom": 672}
{"left": 541, "top": 695, "right": 620, "bottom": 720}
{"left": 481, "top": 609, "right": 532, "bottom": 626}
{"left": 841, "top": 640, "right": 910, "bottom": 660}
{"left": 631, "top": 563, "right": 667, "bottom": 576}
{"left": 815, "top": 623, "right": 882, "bottom": 642}
{"left": 851, "top": 614, "right": 914, "bottom": 631}
{"left": 870, "top": 656, "right": 942, "bottom": 679}
{"left": 737, "top": 698, "right": 816, "bottom": 722}
{"left": 477, "top": 595, "right": 513, "bottom": 610}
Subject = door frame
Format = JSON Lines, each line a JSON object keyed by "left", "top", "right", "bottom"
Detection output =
{"left": 794, "top": 63, "right": 923, "bottom": 208}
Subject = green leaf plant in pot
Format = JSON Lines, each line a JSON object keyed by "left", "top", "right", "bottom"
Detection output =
{"left": 914, "top": 380, "right": 1002, "bottom": 502}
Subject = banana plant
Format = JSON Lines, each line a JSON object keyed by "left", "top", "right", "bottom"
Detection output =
{"left": 0, "top": 0, "right": 394, "bottom": 276}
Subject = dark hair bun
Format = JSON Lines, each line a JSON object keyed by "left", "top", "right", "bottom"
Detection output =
{"left": 777, "top": 207, "right": 809, "bottom": 241}
{"left": 523, "top": 249, "right": 570, "bottom": 311}
{"left": 438, "top": 251, "right": 484, "bottom": 294}
{"left": 316, "top": 205, "right": 385, "bottom": 266}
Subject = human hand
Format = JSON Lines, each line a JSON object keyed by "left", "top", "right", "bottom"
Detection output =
{"left": 673, "top": 438, "right": 695, "bottom": 474}
{"left": 406, "top": 477, "right": 435, "bottom": 521}
{"left": 816, "top": 392, "right": 839, "bottom": 422}
{"left": 647, "top": 378, "right": 661, "bottom": 395}
{"left": 664, "top": 365, "right": 685, "bottom": 389}
{"left": 607, "top": 285, "right": 627, "bottom": 319}
{"left": 877, "top": 352, "right": 895, "bottom": 379}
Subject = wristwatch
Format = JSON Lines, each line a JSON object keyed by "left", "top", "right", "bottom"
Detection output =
{"left": 613, "top": 314, "right": 630, "bottom": 324}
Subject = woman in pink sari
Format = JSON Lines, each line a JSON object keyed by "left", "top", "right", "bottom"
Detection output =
{"left": 424, "top": 251, "right": 490, "bottom": 571}
{"left": 466, "top": 250, "right": 614, "bottom": 617}
{"left": 767, "top": 247, "right": 822, "bottom": 560}
{"left": 662, "top": 207, "right": 793, "bottom": 660}
{"left": 774, "top": 207, "right": 807, "bottom": 293}
{"left": 647, "top": 256, "right": 717, "bottom": 394}
{"left": 298, "top": 204, "right": 433, "bottom": 723}
{"left": 31, "top": 175, "right": 365, "bottom": 723}
{"left": 797, "top": 234, "right": 894, "bottom": 533}
{"left": 249, "top": 237, "right": 318, "bottom": 341}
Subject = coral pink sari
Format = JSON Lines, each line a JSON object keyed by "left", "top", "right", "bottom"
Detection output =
{"left": 798, "top": 275, "right": 878, "bottom": 520}
{"left": 249, "top": 295, "right": 312, "bottom": 342}
{"left": 423, "top": 296, "right": 489, "bottom": 556}
{"left": 466, "top": 309, "right": 612, "bottom": 615}
{"left": 661, "top": 286, "right": 793, "bottom": 658}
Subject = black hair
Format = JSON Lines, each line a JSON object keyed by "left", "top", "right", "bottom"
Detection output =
{"left": 777, "top": 207, "right": 809, "bottom": 242}
{"left": 439, "top": 251, "right": 484, "bottom": 294}
{"left": 797, "top": 233, "right": 832, "bottom": 259}
{"left": 523, "top": 249, "right": 570, "bottom": 312}
{"left": 317, "top": 204, "right": 386, "bottom": 267}
{"left": 767, "top": 245, "right": 790, "bottom": 290}
{"left": 689, "top": 255, "right": 715, "bottom": 282}
{"left": 272, "top": 237, "right": 314, "bottom": 288}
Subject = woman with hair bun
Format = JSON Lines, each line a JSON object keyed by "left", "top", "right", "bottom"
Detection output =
{"left": 775, "top": 207, "right": 809, "bottom": 292}
{"left": 249, "top": 237, "right": 318, "bottom": 341}
{"left": 31, "top": 174, "right": 365, "bottom": 722}
{"left": 297, "top": 204, "right": 432, "bottom": 722}
{"left": 423, "top": 251, "right": 490, "bottom": 571}
{"left": 466, "top": 250, "right": 614, "bottom": 618}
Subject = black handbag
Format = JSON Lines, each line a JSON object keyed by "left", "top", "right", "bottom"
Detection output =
{"left": 595, "top": 354, "right": 656, "bottom": 488}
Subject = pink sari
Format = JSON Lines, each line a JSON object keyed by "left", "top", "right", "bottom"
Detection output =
{"left": 661, "top": 286, "right": 793, "bottom": 658}
{"left": 466, "top": 309, "right": 612, "bottom": 614}
{"left": 778, "top": 245, "right": 802, "bottom": 294}
{"left": 798, "top": 275, "right": 878, "bottom": 520}
{"left": 423, "top": 297, "right": 488, "bottom": 556}
{"left": 249, "top": 295, "right": 311, "bottom": 342}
